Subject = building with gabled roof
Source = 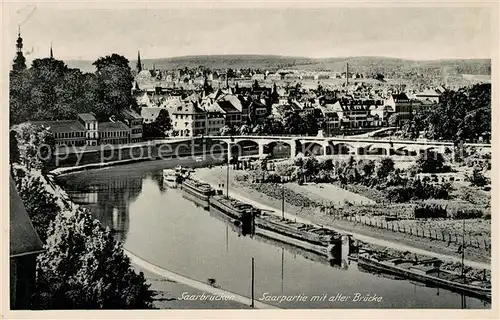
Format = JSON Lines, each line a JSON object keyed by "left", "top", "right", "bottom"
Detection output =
{"left": 119, "top": 109, "right": 143, "bottom": 142}
{"left": 10, "top": 177, "right": 44, "bottom": 309}
{"left": 415, "top": 88, "right": 441, "bottom": 103}
{"left": 141, "top": 107, "right": 163, "bottom": 124}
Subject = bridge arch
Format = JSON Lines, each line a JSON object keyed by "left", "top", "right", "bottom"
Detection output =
{"left": 265, "top": 140, "right": 294, "bottom": 159}
{"left": 327, "top": 142, "right": 356, "bottom": 155}
{"left": 300, "top": 141, "right": 324, "bottom": 156}
{"left": 230, "top": 139, "right": 259, "bottom": 158}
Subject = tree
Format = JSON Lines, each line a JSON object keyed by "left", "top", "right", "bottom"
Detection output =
{"left": 282, "top": 111, "right": 302, "bottom": 134}
{"left": 388, "top": 113, "right": 400, "bottom": 127}
{"left": 239, "top": 124, "right": 251, "bottom": 135}
{"left": 35, "top": 208, "right": 154, "bottom": 309}
{"left": 10, "top": 129, "right": 20, "bottom": 166}
{"left": 422, "top": 84, "right": 490, "bottom": 142}
{"left": 415, "top": 151, "right": 445, "bottom": 173}
{"left": 151, "top": 109, "right": 171, "bottom": 135}
{"left": 9, "top": 59, "right": 99, "bottom": 124}
{"left": 375, "top": 157, "right": 395, "bottom": 180}
{"left": 299, "top": 112, "right": 319, "bottom": 135}
{"left": 13, "top": 123, "right": 55, "bottom": 171}
{"left": 302, "top": 157, "right": 319, "bottom": 182}
{"left": 10, "top": 69, "right": 34, "bottom": 124}
{"left": 92, "top": 54, "right": 134, "bottom": 121}
{"left": 12, "top": 168, "right": 60, "bottom": 242}
{"left": 358, "top": 159, "right": 375, "bottom": 178}
{"left": 219, "top": 125, "right": 232, "bottom": 136}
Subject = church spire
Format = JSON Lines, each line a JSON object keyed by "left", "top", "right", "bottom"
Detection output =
{"left": 136, "top": 50, "right": 142, "bottom": 73}
{"left": 13, "top": 26, "right": 26, "bottom": 72}
{"left": 50, "top": 42, "right": 54, "bottom": 59}
{"left": 16, "top": 26, "right": 23, "bottom": 53}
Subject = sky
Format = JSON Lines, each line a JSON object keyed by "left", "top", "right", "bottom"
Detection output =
{"left": 5, "top": 3, "right": 496, "bottom": 62}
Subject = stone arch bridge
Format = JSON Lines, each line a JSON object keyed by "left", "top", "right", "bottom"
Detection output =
{"left": 202, "top": 135, "right": 490, "bottom": 160}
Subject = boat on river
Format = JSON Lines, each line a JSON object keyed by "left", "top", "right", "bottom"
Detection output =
{"left": 163, "top": 169, "right": 178, "bottom": 183}
{"left": 253, "top": 213, "right": 343, "bottom": 257}
{"left": 181, "top": 178, "right": 215, "bottom": 202}
{"left": 210, "top": 195, "right": 260, "bottom": 221}
{"left": 357, "top": 252, "right": 491, "bottom": 301}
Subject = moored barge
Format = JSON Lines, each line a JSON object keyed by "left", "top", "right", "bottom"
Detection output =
{"left": 181, "top": 178, "right": 215, "bottom": 202}
{"left": 209, "top": 195, "right": 261, "bottom": 221}
{"left": 253, "top": 213, "right": 343, "bottom": 257}
{"left": 357, "top": 252, "right": 491, "bottom": 301}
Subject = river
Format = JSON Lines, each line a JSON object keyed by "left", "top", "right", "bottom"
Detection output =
{"left": 56, "top": 158, "right": 490, "bottom": 309}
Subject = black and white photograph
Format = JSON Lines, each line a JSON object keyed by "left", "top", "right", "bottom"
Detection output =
{"left": 3, "top": 1, "right": 498, "bottom": 316}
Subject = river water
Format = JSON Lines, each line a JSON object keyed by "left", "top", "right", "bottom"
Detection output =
{"left": 57, "top": 159, "right": 490, "bottom": 309}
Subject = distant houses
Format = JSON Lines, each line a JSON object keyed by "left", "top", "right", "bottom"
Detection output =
{"left": 20, "top": 60, "right": 448, "bottom": 145}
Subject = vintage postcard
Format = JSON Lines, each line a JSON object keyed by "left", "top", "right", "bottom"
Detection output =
{"left": 2, "top": 1, "right": 498, "bottom": 319}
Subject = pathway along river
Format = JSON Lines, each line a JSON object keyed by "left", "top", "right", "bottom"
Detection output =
{"left": 56, "top": 158, "right": 490, "bottom": 309}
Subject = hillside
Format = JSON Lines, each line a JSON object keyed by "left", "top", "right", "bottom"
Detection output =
{"left": 65, "top": 55, "right": 491, "bottom": 77}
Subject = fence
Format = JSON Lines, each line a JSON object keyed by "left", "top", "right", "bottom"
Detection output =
{"left": 320, "top": 206, "right": 491, "bottom": 251}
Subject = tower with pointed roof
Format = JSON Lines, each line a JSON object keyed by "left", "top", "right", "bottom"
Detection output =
{"left": 203, "top": 74, "right": 213, "bottom": 96}
{"left": 12, "top": 26, "right": 26, "bottom": 72}
{"left": 136, "top": 50, "right": 142, "bottom": 73}
{"left": 271, "top": 82, "right": 279, "bottom": 103}
{"left": 50, "top": 43, "right": 54, "bottom": 59}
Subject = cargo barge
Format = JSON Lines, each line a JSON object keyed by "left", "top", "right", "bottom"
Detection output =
{"left": 357, "top": 252, "right": 491, "bottom": 302}
{"left": 253, "top": 233, "right": 350, "bottom": 270}
{"left": 209, "top": 195, "right": 261, "bottom": 221}
{"left": 253, "top": 213, "right": 343, "bottom": 257}
{"left": 181, "top": 178, "right": 215, "bottom": 202}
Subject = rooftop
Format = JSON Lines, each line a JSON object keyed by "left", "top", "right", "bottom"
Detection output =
{"left": 10, "top": 177, "right": 44, "bottom": 257}
{"left": 391, "top": 93, "right": 410, "bottom": 101}
{"left": 29, "top": 120, "right": 85, "bottom": 132}
{"left": 173, "top": 101, "right": 204, "bottom": 114}
{"left": 416, "top": 89, "right": 440, "bottom": 97}
{"left": 78, "top": 113, "right": 97, "bottom": 122}
{"left": 216, "top": 100, "right": 240, "bottom": 113}
{"left": 141, "top": 107, "right": 163, "bottom": 119}
{"left": 120, "top": 108, "right": 143, "bottom": 120}
{"left": 98, "top": 121, "right": 130, "bottom": 132}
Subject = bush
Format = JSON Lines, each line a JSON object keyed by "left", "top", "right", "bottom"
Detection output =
{"left": 466, "top": 167, "right": 489, "bottom": 187}
{"left": 415, "top": 151, "right": 446, "bottom": 173}
{"left": 450, "top": 208, "right": 484, "bottom": 220}
{"left": 264, "top": 173, "right": 282, "bottom": 183}
{"left": 414, "top": 203, "right": 447, "bottom": 219}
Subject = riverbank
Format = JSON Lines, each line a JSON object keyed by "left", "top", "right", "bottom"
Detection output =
{"left": 191, "top": 166, "right": 491, "bottom": 269}
{"left": 126, "top": 249, "right": 277, "bottom": 309}
{"left": 131, "top": 263, "right": 252, "bottom": 309}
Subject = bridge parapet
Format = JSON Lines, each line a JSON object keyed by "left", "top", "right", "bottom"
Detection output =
{"left": 203, "top": 136, "right": 491, "bottom": 156}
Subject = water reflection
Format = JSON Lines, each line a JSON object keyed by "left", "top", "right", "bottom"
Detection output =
{"left": 60, "top": 173, "right": 142, "bottom": 242}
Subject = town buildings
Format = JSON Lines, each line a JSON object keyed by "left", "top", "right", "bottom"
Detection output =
{"left": 385, "top": 93, "right": 413, "bottom": 125}
{"left": 120, "top": 109, "right": 144, "bottom": 143}
{"left": 129, "top": 58, "right": 447, "bottom": 138}
{"left": 30, "top": 111, "right": 143, "bottom": 147}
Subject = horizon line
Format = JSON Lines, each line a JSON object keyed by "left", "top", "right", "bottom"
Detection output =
{"left": 45, "top": 54, "right": 492, "bottom": 63}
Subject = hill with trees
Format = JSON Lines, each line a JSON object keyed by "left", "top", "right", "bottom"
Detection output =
{"left": 65, "top": 55, "right": 491, "bottom": 77}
